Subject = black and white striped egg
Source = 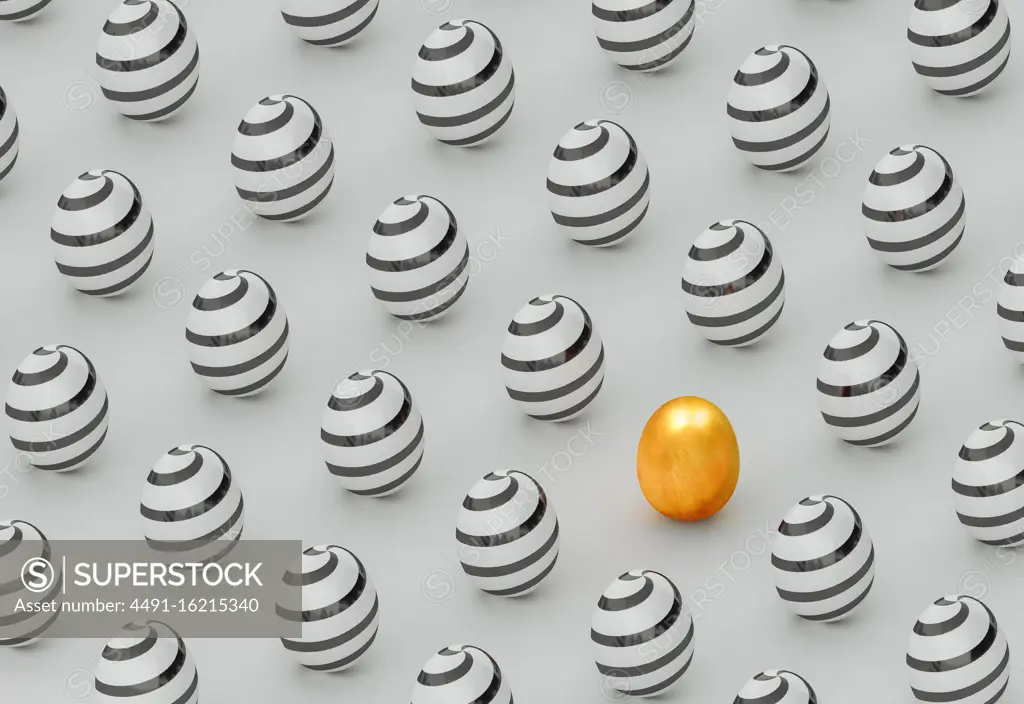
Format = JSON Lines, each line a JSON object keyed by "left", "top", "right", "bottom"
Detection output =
{"left": 0, "top": 519, "right": 61, "bottom": 646}
{"left": 546, "top": 119, "right": 651, "bottom": 247}
{"left": 278, "top": 544, "right": 379, "bottom": 672}
{"left": 50, "top": 170, "right": 155, "bottom": 296}
{"left": 368, "top": 194, "right": 470, "bottom": 321}
{"left": 185, "top": 270, "right": 290, "bottom": 397}
{"left": 907, "top": 595, "right": 1010, "bottom": 703}
{"left": 0, "top": 0, "right": 53, "bottom": 21}
{"left": 771, "top": 495, "right": 875, "bottom": 622}
{"left": 997, "top": 257, "right": 1024, "bottom": 362}
{"left": 591, "top": 569, "right": 694, "bottom": 698}
{"left": 231, "top": 94, "right": 335, "bottom": 222}
{"left": 952, "top": 420, "right": 1024, "bottom": 547}
{"left": 862, "top": 145, "right": 966, "bottom": 272}
{"left": 592, "top": 0, "right": 695, "bottom": 72}
{"left": 411, "top": 645, "right": 513, "bottom": 704}
{"left": 0, "top": 84, "right": 17, "bottom": 182}
{"left": 95, "top": 0, "right": 201, "bottom": 122}
{"left": 501, "top": 295, "right": 606, "bottom": 422}
{"left": 140, "top": 444, "right": 244, "bottom": 564}
{"left": 93, "top": 621, "right": 199, "bottom": 704}
{"left": 816, "top": 319, "right": 921, "bottom": 447}
{"left": 908, "top": 0, "right": 1011, "bottom": 97}
{"left": 5, "top": 345, "right": 110, "bottom": 472}
{"left": 277, "top": 0, "right": 379, "bottom": 47}
{"left": 456, "top": 470, "right": 559, "bottom": 597}
{"left": 734, "top": 670, "right": 818, "bottom": 704}
{"left": 411, "top": 20, "right": 515, "bottom": 147}
{"left": 727, "top": 45, "right": 831, "bottom": 172}
{"left": 321, "top": 370, "right": 425, "bottom": 497}
{"left": 681, "top": 219, "right": 785, "bottom": 346}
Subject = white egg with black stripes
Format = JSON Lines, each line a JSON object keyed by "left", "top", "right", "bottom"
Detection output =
{"left": 0, "top": 519, "right": 62, "bottom": 646}
{"left": 277, "top": 0, "right": 379, "bottom": 47}
{"left": 771, "top": 495, "right": 875, "bottom": 622}
{"left": 727, "top": 44, "right": 831, "bottom": 172}
{"left": 590, "top": 569, "right": 694, "bottom": 698}
{"left": 93, "top": 621, "right": 199, "bottom": 704}
{"left": 997, "top": 255, "right": 1024, "bottom": 363}
{"left": 411, "top": 644, "right": 513, "bottom": 704}
{"left": 816, "top": 319, "right": 921, "bottom": 446}
{"left": 321, "top": 370, "right": 426, "bottom": 497}
{"left": 862, "top": 145, "right": 966, "bottom": 272}
{"left": 952, "top": 420, "right": 1024, "bottom": 547}
{"left": 455, "top": 470, "right": 559, "bottom": 597}
{"left": 908, "top": 0, "right": 1011, "bottom": 97}
{"left": 278, "top": 544, "right": 380, "bottom": 671}
{"left": 734, "top": 670, "right": 818, "bottom": 704}
{"left": 681, "top": 219, "right": 785, "bottom": 346}
{"left": 592, "top": 0, "right": 696, "bottom": 72}
{"left": 94, "top": 0, "right": 201, "bottom": 121}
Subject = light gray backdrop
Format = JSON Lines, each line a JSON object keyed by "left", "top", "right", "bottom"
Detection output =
{"left": 1, "top": 0, "right": 1022, "bottom": 701}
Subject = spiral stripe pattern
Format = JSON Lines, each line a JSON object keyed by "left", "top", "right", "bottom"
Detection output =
{"left": 231, "top": 94, "right": 336, "bottom": 222}
{"left": 140, "top": 444, "right": 245, "bottom": 564}
{"left": 908, "top": 0, "right": 1011, "bottom": 97}
{"left": 727, "top": 45, "right": 831, "bottom": 171}
{"left": 93, "top": 621, "right": 200, "bottom": 704}
{"left": 501, "top": 295, "right": 606, "bottom": 422}
{"left": 816, "top": 319, "right": 921, "bottom": 446}
{"left": 456, "top": 470, "right": 560, "bottom": 597}
{"left": 591, "top": 569, "right": 695, "bottom": 697}
{"left": 862, "top": 145, "right": 966, "bottom": 271}
{"left": 5, "top": 344, "right": 110, "bottom": 472}
{"left": 321, "top": 370, "right": 426, "bottom": 497}
{"left": 185, "top": 270, "right": 290, "bottom": 397}
{"left": 411, "top": 645, "right": 513, "bottom": 704}
{"left": 907, "top": 595, "right": 1010, "bottom": 703}
{"left": 412, "top": 20, "right": 516, "bottom": 146}
{"left": 278, "top": 544, "right": 380, "bottom": 671}
{"left": 368, "top": 194, "right": 470, "bottom": 321}
{"left": 771, "top": 495, "right": 875, "bottom": 622}
{"left": 94, "top": 0, "right": 201, "bottom": 121}
{"left": 546, "top": 119, "right": 651, "bottom": 247}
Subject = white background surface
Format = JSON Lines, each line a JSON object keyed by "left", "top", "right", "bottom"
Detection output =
{"left": 2, "top": 0, "right": 1024, "bottom": 701}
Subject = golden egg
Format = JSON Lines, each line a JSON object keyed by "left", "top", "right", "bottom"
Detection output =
{"left": 637, "top": 396, "right": 739, "bottom": 521}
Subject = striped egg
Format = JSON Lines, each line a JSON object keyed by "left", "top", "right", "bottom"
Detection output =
{"left": 816, "top": 319, "right": 921, "bottom": 446}
{"left": 997, "top": 256, "right": 1024, "bottom": 362}
{"left": 0, "top": 0, "right": 53, "bottom": 21}
{"left": 546, "top": 119, "right": 651, "bottom": 247}
{"left": 368, "top": 195, "right": 470, "bottom": 321}
{"left": 50, "top": 170, "right": 155, "bottom": 296}
{"left": 727, "top": 45, "right": 831, "bottom": 172}
{"left": 952, "top": 420, "right": 1024, "bottom": 547}
{"left": 771, "top": 495, "right": 875, "bottom": 622}
{"left": 592, "top": 0, "right": 695, "bottom": 71}
{"left": 185, "top": 270, "right": 290, "bottom": 397}
{"left": 278, "top": 0, "right": 379, "bottom": 46}
{"left": 862, "top": 145, "right": 966, "bottom": 272}
{"left": 908, "top": 0, "right": 1011, "bottom": 97}
{"left": 321, "top": 370, "right": 425, "bottom": 497}
{"left": 411, "top": 20, "right": 515, "bottom": 146}
{"left": 5, "top": 345, "right": 110, "bottom": 472}
{"left": 94, "top": 621, "right": 199, "bottom": 704}
{"left": 501, "top": 295, "right": 606, "bottom": 422}
{"left": 411, "top": 645, "right": 513, "bottom": 704}
{"left": 0, "top": 85, "right": 17, "bottom": 182}
{"left": 591, "top": 569, "right": 694, "bottom": 698}
{"left": 681, "top": 219, "right": 785, "bottom": 346}
{"left": 0, "top": 519, "right": 61, "bottom": 646}
{"left": 140, "top": 444, "right": 244, "bottom": 564}
{"left": 907, "top": 595, "right": 1010, "bottom": 703}
{"left": 734, "top": 670, "right": 818, "bottom": 704}
{"left": 278, "top": 544, "right": 379, "bottom": 671}
{"left": 95, "top": 0, "right": 201, "bottom": 122}
{"left": 456, "top": 470, "right": 559, "bottom": 597}
{"left": 231, "top": 94, "right": 335, "bottom": 222}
